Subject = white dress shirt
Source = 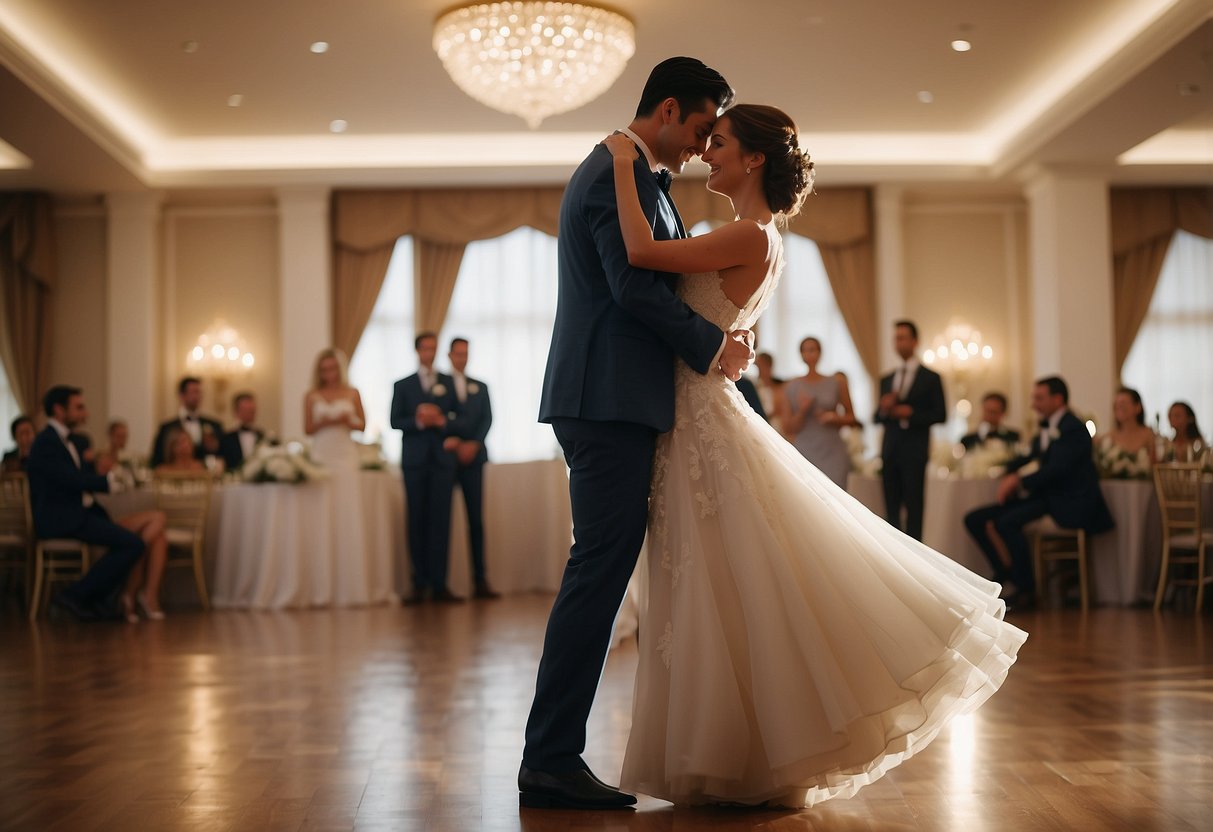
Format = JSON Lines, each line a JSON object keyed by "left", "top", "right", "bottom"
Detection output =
{"left": 892, "top": 358, "right": 920, "bottom": 428}
{"left": 179, "top": 407, "right": 202, "bottom": 445}
{"left": 1038, "top": 408, "right": 1067, "bottom": 452}
{"left": 452, "top": 371, "right": 468, "bottom": 404}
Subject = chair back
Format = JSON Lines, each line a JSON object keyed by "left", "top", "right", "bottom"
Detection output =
{"left": 1153, "top": 463, "right": 1204, "bottom": 538}
{"left": 152, "top": 474, "right": 213, "bottom": 535}
{"left": 0, "top": 472, "right": 32, "bottom": 546}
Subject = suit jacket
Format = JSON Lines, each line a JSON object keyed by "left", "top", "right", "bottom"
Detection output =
{"left": 1006, "top": 410, "right": 1114, "bottom": 533}
{"left": 539, "top": 145, "right": 723, "bottom": 433}
{"left": 875, "top": 364, "right": 947, "bottom": 458}
{"left": 1, "top": 449, "right": 26, "bottom": 473}
{"left": 26, "top": 426, "right": 112, "bottom": 538}
{"left": 150, "top": 415, "right": 224, "bottom": 468}
{"left": 735, "top": 377, "right": 767, "bottom": 420}
{"left": 390, "top": 372, "right": 461, "bottom": 469}
{"left": 451, "top": 376, "right": 492, "bottom": 466}
{"left": 961, "top": 426, "right": 1021, "bottom": 450}
{"left": 219, "top": 427, "right": 265, "bottom": 471}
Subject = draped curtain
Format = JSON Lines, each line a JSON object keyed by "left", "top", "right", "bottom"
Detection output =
{"left": 0, "top": 193, "right": 55, "bottom": 415}
{"left": 1109, "top": 187, "right": 1213, "bottom": 371}
{"left": 332, "top": 185, "right": 875, "bottom": 373}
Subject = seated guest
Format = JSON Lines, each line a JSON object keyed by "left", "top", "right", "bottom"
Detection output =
{"left": 26, "top": 385, "right": 145, "bottom": 621}
{"left": 219, "top": 392, "right": 264, "bottom": 470}
{"left": 961, "top": 392, "right": 1021, "bottom": 450}
{"left": 150, "top": 376, "right": 223, "bottom": 468}
{"left": 1096, "top": 387, "right": 1157, "bottom": 464}
{"left": 963, "top": 376, "right": 1114, "bottom": 608}
{"left": 2, "top": 415, "right": 35, "bottom": 472}
{"left": 156, "top": 426, "right": 207, "bottom": 474}
{"left": 96, "top": 420, "right": 138, "bottom": 488}
{"left": 1167, "top": 401, "right": 1205, "bottom": 462}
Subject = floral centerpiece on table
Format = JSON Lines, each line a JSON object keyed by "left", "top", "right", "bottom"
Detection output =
{"left": 242, "top": 441, "right": 328, "bottom": 484}
{"left": 844, "top": 426, "right": 881, "bottom": 476}
{"left": 1093, "top": 435, "right": 1151, "bottom": 480}
{"left": 358, "top": 440, "right": 387, "bottom": 471}
{"left": 958, "top": 438, "right": 1017, "bottom": 479}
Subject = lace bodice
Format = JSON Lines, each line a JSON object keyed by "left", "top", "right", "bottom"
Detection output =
{"left": 677, "top": 268, "right": 779, "bottom": 334}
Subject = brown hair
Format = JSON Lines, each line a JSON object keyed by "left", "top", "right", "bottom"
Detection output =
{"left": 722, "top": 104, "right": 815, "bottom": 218}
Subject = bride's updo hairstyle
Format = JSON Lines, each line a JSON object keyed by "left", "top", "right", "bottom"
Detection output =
{"left": 724, "top": 104, "right": 815, "bottom": 219}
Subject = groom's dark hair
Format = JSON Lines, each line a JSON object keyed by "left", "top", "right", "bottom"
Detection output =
{"left": 635, "top": 57, "right": 734, "bottom": 121}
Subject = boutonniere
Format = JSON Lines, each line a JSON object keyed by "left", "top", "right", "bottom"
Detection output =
{"left": 431, "top": 383, "right": 447, "bottom": 397}
{"left": 468, "top": 382, "right": 480, "bottom": 395}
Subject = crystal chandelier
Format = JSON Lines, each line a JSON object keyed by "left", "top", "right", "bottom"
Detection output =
{"left": 921, "top": 321, "right": 993, "bottom": 374}
{"left": 433, "top": 2, "right": 636, "bottom": 129}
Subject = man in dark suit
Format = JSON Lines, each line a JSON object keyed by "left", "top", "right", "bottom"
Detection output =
{"left": 735, "top": 376, "right": 767, "bottom": 420}
{"left": 391, "top": 332, "right": 463, "bottom": 606}
{"left": 964, "top": 376, "right": 1114, "bottom": 608}
{"left": 150, "top": 376, "right": 223, "bottom": 468}
{"left": 26, "top": 385, "right": 144, "bottom": 620}
{"left": 443, "top": 337, "right": 499, "bottom": 600}
{"left": 875, "top": 320, "right": 947, "bottom": 541}
{"left": 219, "top": 391, "right": 265, "bottom": 471}
{"left": 521, "top": 58, "right": 751, "bottom": 810}
{"left": 961, "top": 392, "right": 1021, "bottom": 450}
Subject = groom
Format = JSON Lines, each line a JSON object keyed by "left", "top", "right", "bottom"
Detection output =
{"left": 520, "top": 57, "right": 751, "bottom": 810}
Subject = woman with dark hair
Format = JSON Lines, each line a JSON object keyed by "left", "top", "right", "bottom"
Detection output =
{"left": 777, "top": 336, "right": 858, "bottom": 487}
{"left": 601, "top": 104, "right": 1025, "bottom": 808}
{"left": 1167, "top": 401, "right": 1205, "bottom": 462}
{"left": 2, "top": 415, "right": 35, "bottom": 472}
{"left": 1096, "top": 387, "right": 1158, "bottom": 470}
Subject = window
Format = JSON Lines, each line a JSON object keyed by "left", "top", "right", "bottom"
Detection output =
{"left": 1122, "top": 230, "right": 1213, "bottom": 439}
{"left": 0, "top": 361, "right": 20, "bottom": 452}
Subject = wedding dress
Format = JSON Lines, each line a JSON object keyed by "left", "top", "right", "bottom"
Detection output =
{"left": 619, "top": 269, "right": 1027, "bottom": 807}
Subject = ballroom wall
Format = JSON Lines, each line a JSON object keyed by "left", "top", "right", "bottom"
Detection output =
{"left": 49, "top": 205, "right": 108, "bottom": 431}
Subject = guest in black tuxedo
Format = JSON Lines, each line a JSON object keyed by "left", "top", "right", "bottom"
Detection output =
{"left": 2, "top": 415, "right": 35, "bottom": 472}
{"left": 443, "top": 337, "right": 500, "bottom": 600}
{"left": 875, "top": 320, "right": 947, "bottom": 540}
{"left": 961, "top": 392, "right": 1021, "bottom": 450}
{"left": 150, "top": 377, "right": 223, "bottom": 468}
{"left": 964, "top": 376, "right": 1114, "bottom": 607}
{"left": 26, "top": 386, "right": 145, "bottom": 620}
{"left": 219, "top": 392, "right": 265, "bottom": 471}
{"left": 735, "top": 376, "right": 767, "bottom": 419}
{"left": 391, "top": 332, "right": 463, "bottom": 605}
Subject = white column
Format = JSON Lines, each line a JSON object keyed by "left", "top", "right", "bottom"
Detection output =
{"left": 1024, "top": 169, "right": 1116, "bottom": 426}
{"left": 106, "top": 191, "right": 162, "bottom": 451}
{"left": 276, "top": 187, "right": 332, "bottom": 439}
{"left": 874, "top": 185, "right": 905, "bottom": 373}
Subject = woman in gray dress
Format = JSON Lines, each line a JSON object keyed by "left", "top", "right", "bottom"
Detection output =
{"left": 777, "top": 337, "right": 858, "bottom": 488}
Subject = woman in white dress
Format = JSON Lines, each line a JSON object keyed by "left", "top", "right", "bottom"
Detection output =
{"left": 602, "top": 105, "right": 1027, "bottom": 808}
{"left": 304, "top": 348, "right": 389, "bottom": 605}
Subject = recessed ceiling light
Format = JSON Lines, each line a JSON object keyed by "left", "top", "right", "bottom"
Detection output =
{"left": 329, "top": 119, "right": 348, "bottom": 133}
{"left": 227, "top": 94, "right": 244, "bottom": 108}
{"left": 182, "top": 40, "right": 199, "bottom": 53}
{"left": 310, "top": 41, "right": 330, "bottom": 54}
{"left": 917, "top": 90, "right": 934, "bottom": 104}
{"left": 951, "top": 39, "right": 972, "bottom": 52}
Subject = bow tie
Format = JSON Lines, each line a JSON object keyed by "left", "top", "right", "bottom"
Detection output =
{"left": 654, "top": 169, "right": 672, "bottom": 194}
{"left": 1039, "top": 420, "right": 1050, "bottom": 429}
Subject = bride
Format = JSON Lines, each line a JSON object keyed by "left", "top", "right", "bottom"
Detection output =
{"left": 601, "top": 105, "right": 1028, "bottom": 808}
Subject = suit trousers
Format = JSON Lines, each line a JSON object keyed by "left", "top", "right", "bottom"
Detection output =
{"left": 455, "top": 462, "right": 486, "bottom": 585}
{"left": 523, "top": 418, "right": 656, "bottom": 774}
{"left": 61, "top": 506, "right": 145, "bottom": 606}
{"left": 403, "top": 459, "right": 457, "bottom": 593}
{"left": 964, "top": 497, "right": 1050, "bottom": 593}
{"left": 881, "top": 439, "right": 929, "bottom": 541}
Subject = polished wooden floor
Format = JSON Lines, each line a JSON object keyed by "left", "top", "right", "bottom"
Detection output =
{"left": 1, "top": 593, "right": 1210, "bottom": 832}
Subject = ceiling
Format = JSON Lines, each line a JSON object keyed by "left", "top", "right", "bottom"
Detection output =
{"left": 0, "top": 0, "right": 1210, "bottom": 194}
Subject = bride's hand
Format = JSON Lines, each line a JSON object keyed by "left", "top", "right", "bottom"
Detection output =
{"left": 601, "top": 133, "right": 639, "bottom": 160}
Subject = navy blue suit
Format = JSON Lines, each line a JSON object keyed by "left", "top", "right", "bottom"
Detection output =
{"left": 391, "top": 371, "right": 460, "bottom": 594}
{"left": 451, "top": 375, "right": 492, "bottom": 585}
{"left": 965, "top": 410, "right": 1114, "bottom": 593}
{"left": 524, "top": 144, "right": 724, "bottom": 774}
{"left": 875, "top": 365, "right": 947, "bottom": 540}
{"left": 26, "top": 426, "right": 144, "bottom": 607}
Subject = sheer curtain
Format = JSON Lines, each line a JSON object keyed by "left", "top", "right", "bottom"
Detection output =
{"left": 0, "top": 362, "right": 21, "bottom": 452}
{"left": 755, "top": 230, "right": 876, "bottom": 454}
{"left": 1121, "top": 230, "right": 1213, "bottom": 438}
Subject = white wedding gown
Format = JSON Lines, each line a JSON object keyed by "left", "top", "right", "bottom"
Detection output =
{"left": 619, "top": 269, "right": 1028, "bottom": 807}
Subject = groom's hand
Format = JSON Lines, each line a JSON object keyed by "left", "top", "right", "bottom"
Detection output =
{"left": 718, "top": 332, "right": 755, "bottom": 381}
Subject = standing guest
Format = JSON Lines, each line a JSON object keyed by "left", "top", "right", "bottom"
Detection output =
{"left": 753, "top": 351, "right": 783, "bottom": 422}
{"left": 155, "top": 427, "right": 206, "bottom": 474}
{"left": 2, "top": 415, "right": 35, "bottom": 472}
{"left": 219, "top": 392, "right": 265, "bottom": 471}
{"left": 1096, "top": 387, "right": 1158, "bottom": 464}
{"left": 1167, "top": 401, "right": 1205, "bottom": 462}
{"left": 444, "top": 337, "right": 500, "bottom": 600}
{"left": 961, "top": 393, "right": 1021, "bottom": 450}
{"left": 26, "top": 386, "right": 145, "bottom": 621}
{"left": 778, "top": 336, "right": 858, "bottom": 488}
{"left": 150, "top": 377, "right": 223, "bottom": 468}
{"left": 875, "top": 320, "right": 947, "bottom": 540}
{"left": 964, "top": 376, "right": 1114, "bottom": 608}
{"left": 391, "top": 332, "right": 462, "bottom": 605}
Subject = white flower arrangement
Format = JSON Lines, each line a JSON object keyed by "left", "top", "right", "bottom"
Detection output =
{"left": 959, "top": 438, "right": 1016, "bottom": 479}
{"left": 1094, "top": 435, "right": 1152, "bottom": 480}
{"left": 242, "top": 441, "right": 328, "bottom": 484}
{"left": 844, "top": 427, "right": 881, "bottom": 476}
{"left": 358, "top": 441, "right": 387, "bottom": 471}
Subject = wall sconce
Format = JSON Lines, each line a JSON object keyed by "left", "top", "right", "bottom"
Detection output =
{"left": 186, "top": 319, "right": 254, "bottom": 413}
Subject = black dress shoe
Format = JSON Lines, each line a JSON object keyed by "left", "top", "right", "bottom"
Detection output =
{"left": 1005, "top": 591, "right": 1037, "bottom": 613}
{"left": 51, "top": 592, "right": 100, "bottom": 622}
{"left": 401, "top": 589, "right": 429, "bottom": 606}
{"left": 518, "top": 764, "right": 636, "bottom": 810}
{"left": 432, "top": 588, "right": 465, "bottom": 603}
{"left": 473, "top": 582, "right": 501, "bottom": 600}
